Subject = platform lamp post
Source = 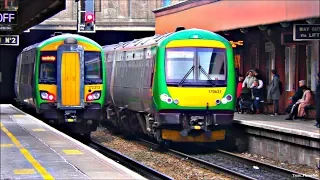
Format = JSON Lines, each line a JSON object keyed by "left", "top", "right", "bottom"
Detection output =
{"left": 77, "top": 0, "right": 96, "bottom": 33}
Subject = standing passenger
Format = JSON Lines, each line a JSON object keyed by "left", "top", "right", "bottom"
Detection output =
{"left": 267, "top": 69, "right": 280, "bottom": 116}
{"left": 252, "top": 80, "right": 263, "bottom": 114}
{"left": 315, "top": 73, "right": 320, "bottom": 128}
{"left": 236, "top": 75, "right": 244, "bottom": 111}
{"left": 242, "top": 70, "right": 256, "bottom": 89}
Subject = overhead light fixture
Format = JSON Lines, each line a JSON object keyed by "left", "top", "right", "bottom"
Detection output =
{"left": 258, "top": 25, "right": 268, "bottom": 31}
{"left": 306, "top": 18, "right": 318, "bottom": 24}
{"left": 280, "top": 22, "right": 290, "bottom": 28}
{"left": 223, "top": 31, "right": 230, "bottom": 35}
{"left": 240, "top": 28, "right": 248, "bottom": 33}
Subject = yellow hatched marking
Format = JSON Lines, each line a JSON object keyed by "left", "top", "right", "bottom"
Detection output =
{"left": 63, "top": 149, "right": 84, "bottom": 155}
{"left": 0, "top": 123, "right": 54, "bottom": 180}
{"left": 32, "top": 128, "right": 46, "bottom": 132}
{"left": 1, "top": 143, "right": 14, "bottom": 147}
{"left": 14, "top": 169, "right": 36, "bottom": 175}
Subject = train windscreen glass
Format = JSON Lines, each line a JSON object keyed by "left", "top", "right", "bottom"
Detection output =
{"left": 165, "top": 47, "right": 227, "bottom": 86}
{"left": 39, "top": 51, "right": 57, "bottom": 84}
{"left": 84, "top": 51, "right": 102, "bottom": 84}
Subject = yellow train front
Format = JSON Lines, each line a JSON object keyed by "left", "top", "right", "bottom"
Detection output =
{"left": 14, "top": 34, "right": 106, "bottom": 136}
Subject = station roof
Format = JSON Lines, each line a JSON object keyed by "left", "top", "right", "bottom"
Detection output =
{"left": 7, "top": 0, "right": 65, "bottom": 34}
{"left": 153, "top": 0, "right": 320, "bottom": 34}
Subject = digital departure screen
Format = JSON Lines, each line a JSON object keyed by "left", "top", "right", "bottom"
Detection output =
{"left": 41, "top": 55, "right": 56, "bottom": 61}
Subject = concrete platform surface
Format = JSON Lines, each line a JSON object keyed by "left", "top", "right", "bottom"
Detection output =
{"left": 0, "top": 104, "right": 146, "bottom": 180}
{"left": 234, "top": 114, "right": 319, "bottom": 139}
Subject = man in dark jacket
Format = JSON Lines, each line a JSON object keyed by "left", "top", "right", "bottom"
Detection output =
{"left": 315, "top": 73, "right": 320, "bottom": 128}
{"left": 267, "top": 69, "right": 280, "bottom": 116}
{"left": 286, "top": 80, "right": 307, "bottom": 113}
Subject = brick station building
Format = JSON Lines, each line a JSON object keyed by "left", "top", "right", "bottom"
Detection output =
{"left": 153, "top": 0, "right": 320, "bottom": 113}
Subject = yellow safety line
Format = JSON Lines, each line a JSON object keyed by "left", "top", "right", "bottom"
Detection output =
{"left": 0, "top": 122, "right": 54, "bottom": 180}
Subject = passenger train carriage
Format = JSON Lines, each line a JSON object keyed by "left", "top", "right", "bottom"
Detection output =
{"left": 14, "top": 34, "right": 106, "bottom": 136}
{"left": 103, "top": 28, "right": 236, "bottom": 147}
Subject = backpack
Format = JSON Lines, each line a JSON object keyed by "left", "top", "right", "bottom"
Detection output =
{"left": 279, "top": 81, "right": 284, "bottom": 95}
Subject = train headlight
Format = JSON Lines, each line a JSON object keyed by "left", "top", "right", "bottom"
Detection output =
{"left": 173, "top": 99, "right": 179, "bottom": 104}
{"left": 86, "top": 91, "right": 101, "bottom": 101}
{"left": 93, "top": 92, "right": 101, "bottom": 99}
{"left": 40, "top": 91, "right": 56, "bottom": 101}
{"left": 40, "top": 92, "right": 49, "bottom": 99}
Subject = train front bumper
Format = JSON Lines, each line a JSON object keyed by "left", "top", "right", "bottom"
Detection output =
{"left": 161, "top": 129, "right": 226, "bottom": 142}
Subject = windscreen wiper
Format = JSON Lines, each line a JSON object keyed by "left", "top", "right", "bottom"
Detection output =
{"left": 199, "top": 65, "right": 216, "bottom": 86}
{"left": 178, "top": 65, "right": 195, "bottom": 87}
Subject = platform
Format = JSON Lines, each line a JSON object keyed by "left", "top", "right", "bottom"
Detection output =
{"left": 0, "top": 104, "right": 146, "bottom": 180}
{"left": 233, "top": 114, "right": 319, "bottom": 139}
{"left": 233, "top": 113, "right": 320, "bottom": 167}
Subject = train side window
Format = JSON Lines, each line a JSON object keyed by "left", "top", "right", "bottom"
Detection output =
{"left": 28, "top": 62, "right": 34, "bottom": 85}
{"left": 19, "top": 64, "right": 24, "bottom": 83}
{"left": 22, "top": 64, "right": 29, "bottom": 84}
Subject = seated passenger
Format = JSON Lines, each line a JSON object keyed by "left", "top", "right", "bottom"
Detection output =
{"left": 297, "top": 87, "right": 313, "bottom": 119}
{"left": 285, "top": 86, "right": 311, "bottom": 120}
{"left": 285, "top": 80, "right": 307, "bottom": 114}
{"left": 251, "top": 80, "right": 263, "bottom": 114}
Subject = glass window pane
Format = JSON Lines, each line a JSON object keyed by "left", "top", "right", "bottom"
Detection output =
{"left": 84, "top": 51, "right": 102, "bottom": 83}
{"left": 165, "top": 48, "right": 195, "bottom": 82}
{"left": 198, "top": 48, "right": 226, "bottom": 81}
{"left": 306, "top": 45, "right": 312, "bottom": 88}
{"left": 39, "top": 51, "right": 57, "bottom": 84}
{"left": 285, "top": 46, "right": 296, "bottom": 91}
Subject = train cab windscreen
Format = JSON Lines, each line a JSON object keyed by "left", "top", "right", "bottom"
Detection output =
{"left": 165, "top": 47, "right": 227, "bottom": 87}
{"left": 84, "top": 52, "right": 103, "bottom": 84}
{"left": 39, "top": 51, "right": 57, "bottom": 84}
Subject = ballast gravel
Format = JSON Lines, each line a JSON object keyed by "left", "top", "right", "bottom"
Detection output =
{"left": 236, "top": 152, "right": 319, "bottom": 179}
{"left": 91, "top": 127, "right": 231, "bottom": 180}
{"left": 193, "top": 153, "right": 291, "bottom": 180}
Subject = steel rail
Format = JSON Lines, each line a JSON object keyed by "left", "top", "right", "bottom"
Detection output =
{"left": 138, "top": 138, "right": 253, "bottom": 180}
{"left": 216, "top": 149, "right": 318, "bottom": 180}
{"left": 138, "top": 138, "right": 318, "bottom": 180}
{"left": 87, "top": 140, "right": 173, "bottom": 180}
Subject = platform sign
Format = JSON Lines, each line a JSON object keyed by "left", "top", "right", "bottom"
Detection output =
{"left": 293, "top": 24, "right": 320, "bottom": 41}
{"left": 0, "top": 35, "right": 19, "bottom": 46}
{"left": 0, "top": 10, "right": 18, "bottom": 25}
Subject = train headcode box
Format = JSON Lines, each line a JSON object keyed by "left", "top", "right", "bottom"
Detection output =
{"left": 293, "top": 24, "right": 320, "bottom": 41}
{"left": 0, "top": 35, "right": 19, "bottom": 46}
{"left": 0, "top": 10, "right": 18, "bottom": 25}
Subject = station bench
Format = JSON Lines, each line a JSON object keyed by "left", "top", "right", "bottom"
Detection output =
{"left": 304, "top": 105, "right": 316, "bottom": 120}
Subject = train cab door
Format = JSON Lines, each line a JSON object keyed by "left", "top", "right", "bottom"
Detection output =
{"left": 56, "top": 37, "right": 85, "bottom": 109}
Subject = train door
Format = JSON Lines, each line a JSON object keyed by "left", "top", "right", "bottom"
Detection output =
{"left": 56, "top": 37, "right": 85, "bottom": 109}
{"left": 61, "top": 52, "right": 81, "bottom": 106}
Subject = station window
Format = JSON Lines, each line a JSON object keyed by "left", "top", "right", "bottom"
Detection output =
{"left": 94, "top": 0, "right": 101, "bottom": 12}
{"left": 285, "top": 46, "right": 296, "bottom": 91}
{"left": 306, "top": 42, "right": 320, "bottom": 91}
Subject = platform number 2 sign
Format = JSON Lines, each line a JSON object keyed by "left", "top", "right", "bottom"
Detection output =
{"left": 0, "top": 35, "right": 19, "bottom": 46}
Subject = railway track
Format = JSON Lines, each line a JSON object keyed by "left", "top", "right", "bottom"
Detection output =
{"left": 138, "top": 138, "right": 318, "bottom": 180}
{"left": 87, "top": 140, "right": 173, "bottom": 180}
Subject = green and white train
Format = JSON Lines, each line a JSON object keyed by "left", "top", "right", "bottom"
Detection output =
{"left": 14, "top": 34, "right": 107, "bottom": 136}
{"left": 103, "top": 28, "right": 236, "bottom": 146}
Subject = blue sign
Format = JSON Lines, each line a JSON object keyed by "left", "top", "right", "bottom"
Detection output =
{"left": 293, "top": 24, "right": 320, "bottom": 41}
{"left": 0, "top": 10, "right": 18, "bottom": 25}
{"left": 0, "top": 35, "right": 19, "bottom": 46}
